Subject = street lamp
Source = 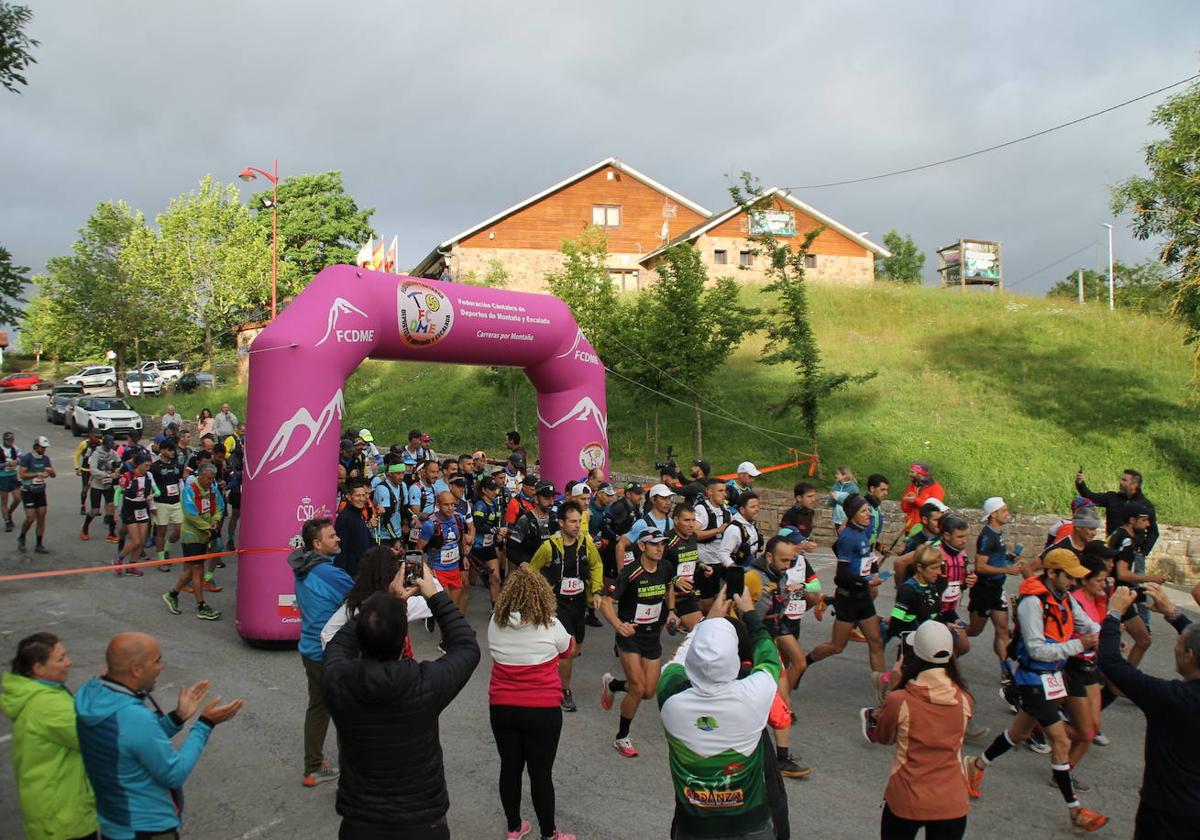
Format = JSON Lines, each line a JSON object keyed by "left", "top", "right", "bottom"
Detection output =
{"left": 239, "top": 159, "right": 278, "bottom": 320}
{"left": 1102, "top": 222, "right": 1114, "bottom": 312}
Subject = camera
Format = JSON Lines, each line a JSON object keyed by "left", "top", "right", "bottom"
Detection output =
{"left": 1133, "top": 586, "right": 1150, "bottom": 605}
{"left": 656, "top": 446, "right": 681, "bottom": 481}
{"left": 403, "top": 552, "right": 425, "bottom": 586}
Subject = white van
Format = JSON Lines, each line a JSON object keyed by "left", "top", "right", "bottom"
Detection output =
{"left": 63, "top": 365, "right": 117, "bottom": 389}
{"left": 140, "top": 360, "right": 184, "bottom": 383}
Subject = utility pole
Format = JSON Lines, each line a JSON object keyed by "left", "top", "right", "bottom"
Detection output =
{"left": 1077, "top": 269, "right": 1084, "bottom": 304}
{"left": 1103, "top": 223, "right": 1115, "bottom": 311}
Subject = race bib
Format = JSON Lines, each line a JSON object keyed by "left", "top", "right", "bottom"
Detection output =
{"left": 134, "top": 507, "right": 149, "bottom": 521}
{"left": 941, "top": 581, "right": 962, "bottom": 611}
{"left": 622, "top": 550, "right": 635, "bottom": 567}
{"left": 167, "top": 482, "right": 180, "bottom": 496}
{"left": 784, "top": 593, "right": 806, "bottom": 619}
{"left": 634, "top": 602, "right": 662, "bottom": 624}
{"left": 559, "top": 576, "right": 584, "bottom": 596}
{"left": 440, "top": 543, "right": 460, "bottom": 565}
{"left": 1041, "top": 672, "right": 1067, "bottom": 700}
{"left": 481, "top": 533, "right": 494, "bottom": 547}
{"left": 858, "top": 552, "right": 874, "bottom": 577}
{"left": 31, "top": 477, "right": 45, "bottom": 487}
{"left": 676, "top": 560, "right": 696, "bottom": 581}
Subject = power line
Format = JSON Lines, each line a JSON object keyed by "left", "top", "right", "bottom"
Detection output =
{"left": 1006, "top": 241, "right": 1099, "bottom": 289}
{"left": 782, "top": 73, "right": 1200, "bottom": 190}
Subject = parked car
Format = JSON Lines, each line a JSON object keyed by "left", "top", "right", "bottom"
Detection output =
{"left": 63, "top": 365, "right": 117, "bottom": 390}
{"left": 49, "top": 383, "right": 85, "bottom": 399}
{"left": 122, "top": 371, "right": 162, "bottom": 397}
{"left": 0, "top": 372, "right": 46, "bottom": 391}
{"left": 45, "top": 393, "right": 74, "bottom": 424}
{"left": 139, "top": 359, "right": 184, "bottom": 383}
{"left": 175, "top": 372, "right": 215, "bottom": 393}
{"left": 70, "top": 396, "right": 143, "bottom": 437}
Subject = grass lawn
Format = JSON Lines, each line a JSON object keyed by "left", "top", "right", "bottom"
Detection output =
{"left": 133, "top": 283, "right": 1200, "bottom": 523}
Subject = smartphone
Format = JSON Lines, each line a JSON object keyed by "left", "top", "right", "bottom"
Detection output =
{"left": 724, "top": 567, "right": 745, "bottom": 598}
{"left": 403, "top": 552, "right": 425, "bottom": 586}
{"left": 876, "top": 570, "right": 893, "bottom": 581}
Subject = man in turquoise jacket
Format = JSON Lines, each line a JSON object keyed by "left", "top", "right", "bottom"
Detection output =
{"left": 75, "top": 632, "right": 242, "bottom": 840}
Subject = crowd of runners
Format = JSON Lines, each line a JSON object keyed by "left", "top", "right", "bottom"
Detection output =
{"left": 4, "top": 416, "right": 1200, "bottom": 840}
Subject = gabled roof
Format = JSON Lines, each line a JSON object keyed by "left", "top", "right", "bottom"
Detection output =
{"left": 412, "top": 157, "right": 713, "bottom": 277}
{"left": 638, "top": 187, "right": 890, "bottom": 264}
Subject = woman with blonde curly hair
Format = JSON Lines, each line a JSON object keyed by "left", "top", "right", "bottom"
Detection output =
{"left": 488, "top": 566, "right": 576, "bottom": 840}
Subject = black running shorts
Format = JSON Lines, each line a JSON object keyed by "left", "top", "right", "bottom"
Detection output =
{"left": 832, "top": 586, "right": 876, "bottom": 623}
{"left": 968, "top": 581, "right": 1008, "bottom": 615}
{"left": 615, "top": 629, "right": 663, "bottom": 661}
{"left": 556, "top": 596, "right": 587, "bottom": 643}
{"left": 1016, "top": 682, "right": 1066, "bottom": 727}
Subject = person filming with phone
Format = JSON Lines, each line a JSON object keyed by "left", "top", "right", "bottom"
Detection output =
{"left": 322, "top": 559, "right": 480, "bottom": 840}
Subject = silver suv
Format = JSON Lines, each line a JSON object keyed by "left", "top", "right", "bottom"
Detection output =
{"left": 63, "top": 365, "right": 117, "bottom": 389}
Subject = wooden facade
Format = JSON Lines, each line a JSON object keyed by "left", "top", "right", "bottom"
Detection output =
{"left": 706, "top": 197, "right": 871, "bottom": 258}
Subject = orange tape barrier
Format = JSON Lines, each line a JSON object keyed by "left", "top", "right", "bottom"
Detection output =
{"left": 713, "top": 449, "right": 820, "bottom": 481}
{"left": 0, "top": 547, "right": 290, "bottom": 584}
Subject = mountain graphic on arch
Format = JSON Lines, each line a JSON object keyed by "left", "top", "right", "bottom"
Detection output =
{"left": 245, "top": 389, "right": 345, "bottom": 480}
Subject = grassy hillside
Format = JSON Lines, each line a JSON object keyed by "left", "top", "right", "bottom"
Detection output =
{"left": 135, "top": 284, "right": 1200, "bottom": 523}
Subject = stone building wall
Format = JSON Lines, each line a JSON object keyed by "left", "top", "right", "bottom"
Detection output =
{"left": 695, "top": 235, "right": 875, "bottom": 286}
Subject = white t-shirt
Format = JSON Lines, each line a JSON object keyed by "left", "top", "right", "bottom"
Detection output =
{"left": 319, "top": 583, "right": 443, "bottom": 649}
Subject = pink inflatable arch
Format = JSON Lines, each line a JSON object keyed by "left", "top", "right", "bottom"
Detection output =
{"left": 237, "top": 266, "right": 608, "bottom": 642}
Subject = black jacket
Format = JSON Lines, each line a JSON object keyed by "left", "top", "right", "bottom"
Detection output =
{"left": 1074, "top": 480, "right": 1159, "bottom": 553}
{"left": 1099, "top": 610, "right": 1200, "bottom": 817}
{"left": 334, "top": 506, "right": 374, "bottom": 578}
{"left": 322, "top": 592, "right": 480, "bottom": 831}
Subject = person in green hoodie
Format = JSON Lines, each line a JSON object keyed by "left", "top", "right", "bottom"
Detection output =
{"left": 1, "top": 632, "right": 98, "bottom": 840}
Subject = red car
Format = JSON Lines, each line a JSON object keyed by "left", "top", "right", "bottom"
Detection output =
{"left": 0, "top": 372, "right": 46, "bottom": 391}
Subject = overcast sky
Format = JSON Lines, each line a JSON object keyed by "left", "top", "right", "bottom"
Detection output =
{"left": 3, "top": 1, "right": 1198, "bottom": 299}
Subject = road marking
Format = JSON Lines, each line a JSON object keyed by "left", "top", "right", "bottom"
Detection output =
{"left": 236, "top": 817, "right": 284, "bottom": 839}
{"left": 0, "top": 734, "right": 12, "bottom": 745}
{"left": 0, "top": 394, "right": 52, "bottom": 403}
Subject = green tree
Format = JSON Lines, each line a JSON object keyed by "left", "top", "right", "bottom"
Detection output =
{"left": 875, "top": 230, "right": 926, "bottom": 283}
{"left": 545, "top": 225, "right": 621, "bottom": 360}
{"left": 613, "top": 244, "right": 762, "bottom": 455}
{"left": 1046, "top": 259, "right": 1175, "bottom": 315}
{"left": 731, "top": 173, "right": 874, "bottom": 451}
{"left": 461, "top": 258, "right": 511, "bottom": 288}
{"left": 124, "top": 177, "right": 273, "bottom": 373}
{"left": 0, "top": 3, "right": 39, "bottom": 94}
{"left": 251, "top": 171, "right": 374, "bottom": 286}
{"left": 1110, "top": 75, "right": 1200, "bottom": 387}
{"left": 19, "top": 284, "right": 93, "bottom": 370}
{"left": 0, "top": 245, "right": 28, "bottom": 325}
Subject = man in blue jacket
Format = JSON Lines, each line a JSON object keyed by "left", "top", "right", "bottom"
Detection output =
{"left": 75, "top": 632, "right": 242, "bottom": 840}
{"left": 290, "top": 516, "right": 353, "bottom": 788}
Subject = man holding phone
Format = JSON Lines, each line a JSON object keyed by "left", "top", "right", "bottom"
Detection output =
{"left": 599, "top": 528, "right": 674, "bottom": 759}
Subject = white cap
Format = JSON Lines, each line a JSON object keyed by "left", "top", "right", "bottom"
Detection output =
{"left": 923, "top": 497, "right": 948, "bottom": 512}
{"left": 34, "top": 436, "right": 49, "bottom": 448}
{"left": 737, "top": 461, "right": 761, "bottom": 477}
{"left": 648, "top": 483, "right": 674, "bottom": 499}
{"left": 570, "top": 482, "right": 592, "bottom": 497}
{"left": 981, "top": 496, "right": 1007, "bottom": 522}
{"left": 913, "top": 620, "right": 954, "bottom": 665}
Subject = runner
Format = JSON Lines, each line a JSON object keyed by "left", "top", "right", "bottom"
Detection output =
{"left": 693, "top": 478, "right": 732, "bottom": 606}
{"left": 506, "top": 481, "right": 557, "bottom": 567}
{"left": 725, "top": 461, "right": 760, "bottom": 511}
{"left": 415, "top": 491, "right": 471, "bottom": 613}
{"left": 470, "top": 476, "right": 507, "bottom": 607}
{"left": 162, "top": 464, "right": 224, "bottom": 620}
{"left": 73, "top": 431, "right": 99, "bottom": 516}
{"left": 528, "top": 501, "right": 602, "bottom": 713}
{"left": 964, "top": 549, "right": 1108, "bottom": 834}
{"left": 1062, "top": 555, "right": 1109, "bottom": 784}
{"left": 223, "top": 427, "right": 244, "bottom": 550}
{"left": 864, "top": 473, "right": 891, "bottom": 554}
{"left": 663, "top": 503, "right": 711, "bottom": 634}
{"left": 1107, "top": 501, "right": 1160, "bottom": 668}
{"left": 805, "top": 494, "right": 886, "bottom": 691}
{"left": 503, "top": 473, "right": 538, "bottom": 527}
{"left": 372, "top": 461, "right": 409, "bottom": 546}
{"left": 82, "top": 435, "right": 121, "bottom": 543}
{"left": 0, "top": 431, "right": 21, "bottom": 530}
{"left": 779, "top": 482, "right": 820, "bottom": 549}
{"left": 599, "top": 527, "right": 674, "bottom": 758}
{"left": 885, "top": 544, "right": 944, "bottom": 678}
{"left": 16, "top": 436, "right": 54, "bottom": 555}
{"left": 967, "top": 497, "right": 1024, "bottom": 683}
{"left": 718, "top": 491, "right": 763, "bottom": 569}
{"left": 113, "top": 454, "right": 155, "bottom": 576}
{"left": 935, "top": 514, "right": 976, "bottom": 657}
{"left": 828, "top": 466, "right": 859, "bottom": 535}
{"left": 893, "top": 500, "right": 946, "bottom": 585}
{"left": 149, "top": 441, "right": 185, "bottom": 573}
{"left": 406, "top": 459, "right": 441, "bottom": 544}
{"left": 899, "top": 462, "right": 945, "bottom": 531}
{"left": 746, "top": 534, "right": 820, "bottom": 778}
{"left": 615, "top": 483, "right": 674, "bottom": 567}
{"left": 1029, "top": 502, "right": 1099, "bottom": 576}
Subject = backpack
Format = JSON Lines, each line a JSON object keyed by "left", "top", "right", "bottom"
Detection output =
{"left": 729, "top": 519, "right": 760, "bottom": 566}
{"left": 424, "top": 513, "right": 467, "bottom": 555}
{"left": 696, "top": 500, "right": 732, "bottom": 544}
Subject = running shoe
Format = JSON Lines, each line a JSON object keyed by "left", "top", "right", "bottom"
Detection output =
{"left": 860, "top": 707, "right": 879, "bottom": 743}
{"left": 543, "top": 833, "right": 576, "bottom": 840}
{"left": 849, "top": 627, "right": 867, "bottom": 643}
{"left": 104, "top": 534, "right": 119, "bottom": 543}
{"left": 871, "top": 671, "right": 886, "bottom": 707}
{"left": 158, "top": 562, "right": 172, "bottom": 572}
{"left": 813, "top": 596, "right": 827, "bottom": 622}
{"left": 162, "top": 591, "right": 181, "bottom": 615}
{"left": 1069, "top": 806, "right": 1108, "bottom": 833}
{"left": 963, "top": 755, "right": 985, "bottom": 799}
{"left": 301, "top": 765, "right": 339, "bottom": 787}
{"left": 179, "top": 583, "right": 195, "bottom": 593}
{"left": 965, "top": 721, "right": 991, "bottom": 742}
{"left": 585, "top": 610, "right": 603, "bottom": 628}
{"left": 112, "top": 558, "right": 122, "bottom": 576}
{"left": 999, "top": 683, "right": 1019, "bottom": 715}
{"left": 5, "top": 518, "right": 12, "bottom": 532}
{"left": 560, "top": 689, "right": 577, "bottom": 713}
{"left": 600, "top": 672, "right": 615, "bottom": 711}
{"left": 613, "top": 737, "right": 638, "bottom": 758}
{"left": 79, "top": 505, "right": 86, "bottom": 515}
{"left": 202, "top": 579, "right": 223, "bottom": 593}
{"left": 1092, "top": 731, "right": 1110, "bottom": 747}
{"left": 124, "top": 566, "right": 144, "bottom": 577}
{"left": 80, "top": 531, "right": 90, "bottom": 541}
{"left": 424, "top": 616, "right": 436, "bottom": 633}
{"left": 195, "top": 603, "right": 221, "bottom": 620}
{"left": 215, "top": 558, "right": 227, "bottom": 568}
{"left": 34, "top": 545, "right": 48, "bottom": 555}
{"left": 778, "top": 755, "right": 812, "bottom": 778}
{"left": 1026, "top": 729, "right": 1051, "bottom": 754}
{"left": 16, "top": 536, "right": 25, "bottom": 552}
{"left": 505, "top": 820, "right": 531, "bottom": 840}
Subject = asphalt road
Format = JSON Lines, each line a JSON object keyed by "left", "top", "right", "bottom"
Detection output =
{"left": 0, "top": 389, "right": 1191, "bottom": 839}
